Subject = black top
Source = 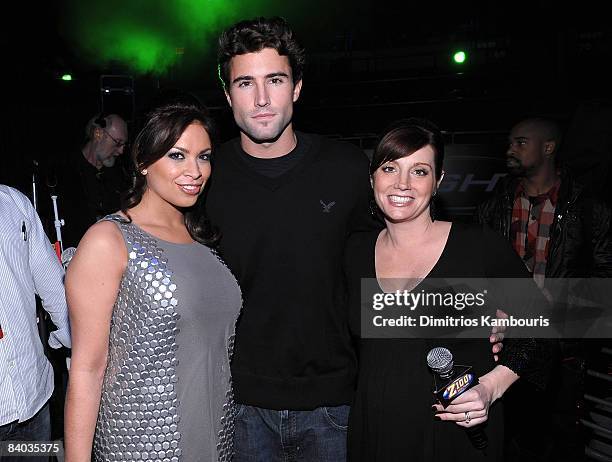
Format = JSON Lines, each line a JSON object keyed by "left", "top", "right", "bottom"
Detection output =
{"left": 237, "top": 134, "right": 309, "bottom": 178}
{"left": 344, "top": 222, "right": 549, "bottom": 461}
{"left": 206, "top": 132, "right": 380, "bottom": 410}
{"left": 52, "top": 148, "right": 128, "bottom": 248}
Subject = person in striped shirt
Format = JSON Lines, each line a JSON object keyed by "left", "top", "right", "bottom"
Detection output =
{"left": 0, "top": 184, "right": 71, "bottom": 460}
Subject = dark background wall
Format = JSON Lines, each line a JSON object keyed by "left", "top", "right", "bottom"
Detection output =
{"left": 1, "top": 0, "right": 610, "bottom": 215}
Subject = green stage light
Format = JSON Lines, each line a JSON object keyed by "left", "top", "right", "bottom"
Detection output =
{"left": 453, "top": 51, "right": 467, "bottom": 64}
{"left": 61, "top": 74, "right": 73, "bottom": 81}
{"left": 62, "top": 0, "right": 282, "bottom": 76}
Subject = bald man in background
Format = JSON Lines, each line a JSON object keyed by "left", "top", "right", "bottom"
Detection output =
{"left": 477, "top": 117, "right": 612, "bottom": 282}
{"left": 53, "top": 113, "right": 129, "bottom": 248}
{"left": 477, "top": 117, "right": 612, "bottom": 461}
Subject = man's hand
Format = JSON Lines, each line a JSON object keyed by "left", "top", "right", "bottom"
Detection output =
{"left": 489, "top": 309, "right": 508, "bottom": 362}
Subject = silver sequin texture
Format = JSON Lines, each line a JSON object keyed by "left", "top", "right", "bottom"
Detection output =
{"left": 93, "top": 217, "right": 183, "bottom": 461}
{"left": 93, "top": 216, "right": 240, "bottom": 461}
{"left": 210, "top": 247, "right": 239, "bottom": 462}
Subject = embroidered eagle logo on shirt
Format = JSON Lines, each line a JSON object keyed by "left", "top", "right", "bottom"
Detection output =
{"left": 320, "top": 200, "right": 336, "bottom": 213}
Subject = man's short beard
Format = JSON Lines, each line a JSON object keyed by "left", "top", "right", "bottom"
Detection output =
{"left": 238, "top": 117, "right": 292, "bottom": 145}
{"left": 242, "top": 129, "right": 283, "bottom": 145}
{"left": 507, "top": 165, "right": 526, "bottom": 177}
{"left": 508, "top": 163, "right": 543, "bottom": 179}
{"left": 101, "top": 156, "right": 116, "bottom": 168}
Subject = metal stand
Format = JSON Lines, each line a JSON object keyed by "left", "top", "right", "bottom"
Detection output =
{"left": 50, "top": 195, "right": 64, "bottom": 256}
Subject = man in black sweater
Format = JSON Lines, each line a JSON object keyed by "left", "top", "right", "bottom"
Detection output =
{"left": 206, "top": 17, "right": 377, "bottom": 461}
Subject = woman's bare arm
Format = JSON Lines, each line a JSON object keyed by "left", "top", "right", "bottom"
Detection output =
{"left": 64, "top": 221, "right": 127, "bottom": 462}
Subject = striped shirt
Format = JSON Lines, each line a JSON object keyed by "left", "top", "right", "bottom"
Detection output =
{"left": 0, "top": 185, "right": 71, "bottom": 425}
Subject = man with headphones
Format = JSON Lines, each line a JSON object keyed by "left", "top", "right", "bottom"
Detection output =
{"left": 84, "top": 114, "right": 128, "bottom": 169}
{"left": 54, "top": 112, "right": 129, "bottom": 248}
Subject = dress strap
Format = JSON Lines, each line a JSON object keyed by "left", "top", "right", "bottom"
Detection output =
{"left": 99, "top": 213, "right": 130, "bottom": 224}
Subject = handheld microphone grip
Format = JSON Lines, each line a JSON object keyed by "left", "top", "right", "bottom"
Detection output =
{"left": 427, "top": 347, "right": 488, "bottom": 451}
{"left": 465, "top": 425, "right": 488, "bottom": 450}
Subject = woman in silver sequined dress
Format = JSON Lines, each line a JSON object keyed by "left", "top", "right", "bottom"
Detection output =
{"left": 65, "top": 103, "right": 242, "bottom": 462}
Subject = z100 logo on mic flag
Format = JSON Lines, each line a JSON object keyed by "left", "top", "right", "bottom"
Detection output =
{"left": 442, "top": 373, "right": 475, "bottom": 401}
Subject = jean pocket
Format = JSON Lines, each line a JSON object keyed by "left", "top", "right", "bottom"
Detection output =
{"left": 322, "top": 405, "right": 350, "bottom": 430}
{"left": 235, "top": 403, "right": 247, "bottom": 420}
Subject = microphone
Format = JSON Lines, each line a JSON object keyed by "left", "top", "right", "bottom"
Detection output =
{"left": 427, "top": 347, "right": 488, "bottom": 451}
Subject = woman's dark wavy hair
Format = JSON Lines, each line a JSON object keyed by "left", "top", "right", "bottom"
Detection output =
{"left": 370, "top": 117, "right": 445, "bottom": 179}
{"left": 121, "top": 102, "right": 219, "bottom": 245}
{"left": 217, "top": 16, "right": 305, "bottom": 89}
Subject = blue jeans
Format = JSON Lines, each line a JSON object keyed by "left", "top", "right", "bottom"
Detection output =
{"left": 0, "top": 402, "right": 51, "bottom": 462}
{"left": 233, "top": 404, "right": 349, "bottom": 462}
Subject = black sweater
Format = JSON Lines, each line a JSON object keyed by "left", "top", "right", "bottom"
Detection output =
{"left": 206, "top": 132, "right": 378, "bottom": 410}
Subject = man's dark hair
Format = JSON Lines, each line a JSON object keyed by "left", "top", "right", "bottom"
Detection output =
{"left": 217, "top": 16, "right": 305, "bottom": 89}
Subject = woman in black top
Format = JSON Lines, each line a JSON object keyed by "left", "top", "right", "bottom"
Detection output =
{"left": 345, "top": 118, "right": 550, "bottom": 461}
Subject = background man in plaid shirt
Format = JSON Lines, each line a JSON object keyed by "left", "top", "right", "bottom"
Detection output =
{"left": 477, "top": 116, "right": 612, "bottom": 280}
{"left": 476, "top": 117, "right": 612, "bottom": 461}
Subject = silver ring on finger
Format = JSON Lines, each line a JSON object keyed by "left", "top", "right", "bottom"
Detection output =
{"left": 465, "top": 411, "right": 471, "bottom": 424}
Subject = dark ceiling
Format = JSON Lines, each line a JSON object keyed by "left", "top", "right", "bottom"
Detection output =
{"left": 5, "top": 1, "right": 611, "bottom": 122}
{"left": 1, "top": 0, "right": 610, "bottom": 190}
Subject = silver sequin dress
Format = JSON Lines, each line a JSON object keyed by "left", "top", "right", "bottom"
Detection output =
{"left": 93, "top": 216, "right": 241, "bottom": 462}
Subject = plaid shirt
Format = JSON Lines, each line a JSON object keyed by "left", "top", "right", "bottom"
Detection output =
{"left": 509, "top": 180, "right": 560, "bottom": 287}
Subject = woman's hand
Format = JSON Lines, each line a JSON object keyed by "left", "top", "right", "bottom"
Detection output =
{"left": 432, "top": 381, "right": 494, "bottom": 427}
{"left": 432, "top": 365, "right": 519, "bottom": 427}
